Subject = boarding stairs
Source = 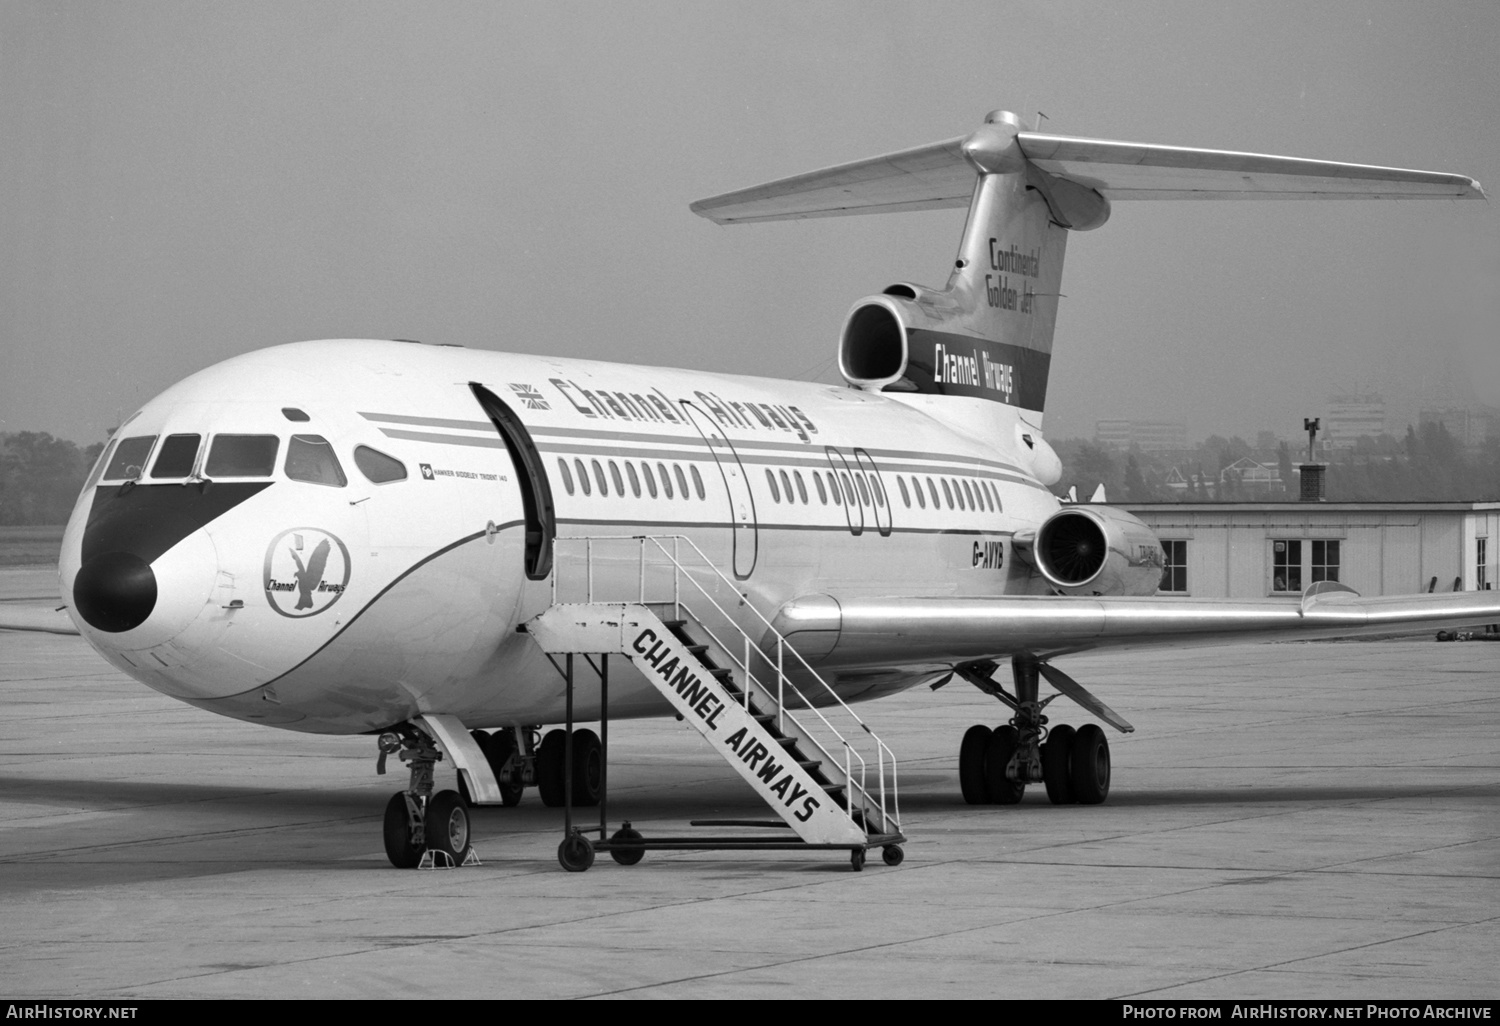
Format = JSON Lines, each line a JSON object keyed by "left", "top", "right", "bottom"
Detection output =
{"left": 525, "top": 535, "right": 902, "bottom": 858}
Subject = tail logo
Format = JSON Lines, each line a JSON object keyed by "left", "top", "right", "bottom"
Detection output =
{"left": 262, "top": 528, "right": 351, "bottom": 618}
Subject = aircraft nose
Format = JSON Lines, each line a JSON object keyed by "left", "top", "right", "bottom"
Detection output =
{"left": 73, "top": 551, "right": 158, "bottom": 633}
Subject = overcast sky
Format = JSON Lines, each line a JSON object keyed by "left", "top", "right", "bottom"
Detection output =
{"left": 3, "top": 0, "right": 1496, "bottom": 447}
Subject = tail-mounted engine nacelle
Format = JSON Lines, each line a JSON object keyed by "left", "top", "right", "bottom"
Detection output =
{"left": 838, "top": 294, "right": 912, "bottom": 390}
{"left": 1033, "top": 505, "right": 1164, "bottom": 596}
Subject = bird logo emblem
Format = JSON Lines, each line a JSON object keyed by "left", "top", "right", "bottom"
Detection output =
{"left": 262, "top": 528, "right": 351, "bottom": 618}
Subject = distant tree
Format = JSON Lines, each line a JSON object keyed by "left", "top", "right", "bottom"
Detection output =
{"left": 1277, "top": 442, "right": 1294, "bottom": 499}
{"left": 0, "top": 432, "right": 91, "bottom": 525}
{"left": 1123, "top": 454, "right": 1149, "bottom": 502}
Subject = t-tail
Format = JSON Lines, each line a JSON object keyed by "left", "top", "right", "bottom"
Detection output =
{"left": 691, "top": 108, "right": 1481, "bottom": 468}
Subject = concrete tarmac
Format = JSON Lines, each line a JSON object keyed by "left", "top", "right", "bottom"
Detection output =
{"left": 1, "top": 566, "right": 1497, "bottom": 999}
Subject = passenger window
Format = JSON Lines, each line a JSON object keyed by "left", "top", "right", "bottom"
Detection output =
{"left": 673, "top": 464, "right": 689, "bottom": 499}
{"left": 609, "top": 461, "right": 625, "bottom": 496}
{"left": 625, "top": 462, "right": 641, "bottom": 497}
{"left": 828, "top": 472, "right": 842, "bottom": 506}
{"left": 657, "top": 462, "right": 674, "bottom": 499}
{"left": 353, "top": 445, "right": 407, "bottom": 484}
{"left": 592, "top": 460, "right": 609, "bottom": 496}
{"left": 941, "top": 479, "right": 954, "bottom": 508}
{"left": 840, "top": 472, "right": 856, "bottom": 505}
{"left": 897, "top": 477, "right": 910, "bottom": 508}
{"left": 285, "top": 435, "right": 346, "bottom": 487}
{"left": 794, "top": 471, "right": 808, "bottom": 504}
{"left": 766, "top": 469, "right": 781, "bottom": 503}
{"left": 574, "top": 458, "right": 591, "bottom": 496}
{"left": 870, "top": 475, "right": 885, "bottom": 508}
{"left": 641, "top": 462, "right": 657, "bottom": 498}
{"left": 913, "top": 476, "right": 926, "bottom": 509}
{"left": 926, "top": 477, "right": 941, "bottom": 508}
{"left": 104, "top": 435, "right": 157, "bottom": 481}
{"left": 150, "top": 434, "right": 201, "bottom": 479}
{"left": 989, "top": 482, "right": 1003, "bottom": 512}
{"left": 779, "top": 470, "right": 794, "bottom": 503}
{"left": 690, "top": 466, "right": 706, "bottom": 500}
{"left": 962, "top": 480, "right": 975, "bottom": 510}
{"left": 207, "top": 434, "right": 279, "bottom": 477}
{"left": 557, "top": 458, "right": 575, "bottom": 496}
{"left": 814, "top": 472, "right": 828, "bottom": 504}
{"left": 855, "top": 474, "right": 870, "bottom": 507}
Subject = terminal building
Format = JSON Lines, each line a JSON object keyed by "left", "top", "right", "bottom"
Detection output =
{"left": 1122, "top": 501, "right": 1499, "bottom": 598}
{"left": 1093, "top": 420, "right": 1188, "bottom": 452}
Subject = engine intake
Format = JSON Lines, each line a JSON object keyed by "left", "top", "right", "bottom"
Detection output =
{"left": 1033, "top": 506, "right": 1164, "bottom": 596}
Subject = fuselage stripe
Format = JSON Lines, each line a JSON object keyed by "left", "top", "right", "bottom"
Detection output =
{"left": 362, "top": 411, "right": 1031, "bottom": 477}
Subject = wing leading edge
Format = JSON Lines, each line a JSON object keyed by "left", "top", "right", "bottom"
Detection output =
{"left": 771, "top": 587, "right": 1500, "bottom": 667}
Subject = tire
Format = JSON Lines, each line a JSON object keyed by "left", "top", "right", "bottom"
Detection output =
{"left": 958, "top": 724, "right": 992, "bottom": 805}
{"left": 558, "top": 834, "right": 595, "bottom": 872}
{"left": 570, "top": 728, "right": 602, "bottom": 807}
{"left": 881, "top": 845, "right": 904, "bottom": 867}
{"left": 1042, "top": 724, "right": 1077, "bottom": 805}
{"left": 536, "top": 729, "right": 567, "bottom": 808}
{"left": 1069, "top": 723, "right": 1111, "bottom": 805}
{"left": 424, "top": 789, "right": 471, "bottom": 864}
{"left": 850, "top": 848, "right": 866, "bottom": 872}
{"left": 983, "top": 725, "right": 1025, "bottom": 804}
{"left": 609, "top": 826, "right": 645, "bottom": 866}
{"left": 483, "top": 729, "right": 525, "bottom": 807}
{"left": 382, "top": 792, "right": 424, "bottom": 869}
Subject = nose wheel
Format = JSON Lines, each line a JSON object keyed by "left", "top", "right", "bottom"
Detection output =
{"left": 376, "top": 724, "right": 476, "bottom": 868}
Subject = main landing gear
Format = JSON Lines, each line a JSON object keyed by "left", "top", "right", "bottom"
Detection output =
{"left": 952, "top": 656, "right": 1112, "bottom": 806}
{"left": 451, "top": 725, "right": 602, "bottom": 810}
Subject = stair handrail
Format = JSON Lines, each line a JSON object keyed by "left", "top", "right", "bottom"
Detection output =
{"left": 552, "top": 534, "right": 899, "bottom": 834}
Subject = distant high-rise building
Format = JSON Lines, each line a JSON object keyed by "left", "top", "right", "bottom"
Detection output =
{"left": 1325, "top": 393, "right": 1386, "bottom": 449}
{"left": 1094, "top": 420, "right": 1188, "bottom": 452}
{"left": 1418, "top": 405, "right": 1499, "bottom": 448}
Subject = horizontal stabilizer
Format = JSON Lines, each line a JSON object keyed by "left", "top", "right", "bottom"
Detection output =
{"left": 691, "top": 128, "right": 1482, "bottom": 224}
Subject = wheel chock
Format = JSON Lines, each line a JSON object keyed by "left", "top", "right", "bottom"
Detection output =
{"left": 417, "top": 847, "right": 483, "bottom": 870}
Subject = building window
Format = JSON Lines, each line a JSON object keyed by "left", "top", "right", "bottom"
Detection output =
{"left": 1160, "top": 540, "right": 1188, "bottom": 593}
{"left": 1272, "top": 539, "right": 1302, "bottom": 592}
{"left": 1311, "top": 540, "right": 1340, "bottom": 583}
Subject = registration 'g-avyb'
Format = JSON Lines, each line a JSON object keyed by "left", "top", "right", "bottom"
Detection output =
{"left": 61, "top": 111, "right": 1493, "bottom": 870}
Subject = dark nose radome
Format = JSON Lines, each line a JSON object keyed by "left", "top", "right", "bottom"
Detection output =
{"left": 74, "top": 552, "right": 157, "bottom": 633}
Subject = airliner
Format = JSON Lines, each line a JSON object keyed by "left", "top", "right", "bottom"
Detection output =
{"left": 57, "top": 110, "right": 1495, "bottom": 869}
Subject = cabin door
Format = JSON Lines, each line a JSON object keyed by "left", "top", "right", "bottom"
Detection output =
{"left": 680, "top": 401, "right": 758, "bottom": 579}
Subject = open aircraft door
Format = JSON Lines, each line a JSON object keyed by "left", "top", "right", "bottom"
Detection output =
{"left": 681, "top": 401, "right": 758, "bottom": 579}
{"left": 470, "top": 382, "right": 555, "bottom": 580}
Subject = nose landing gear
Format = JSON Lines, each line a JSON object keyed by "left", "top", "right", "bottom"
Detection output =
{"left": 376, "top": 724, "right": 475, "bottom": 868}
{"left": 949, "top": 657, "right": 1114, "bottom": 807}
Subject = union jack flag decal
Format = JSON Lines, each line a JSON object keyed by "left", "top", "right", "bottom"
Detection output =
{"left": 509, "top": 383, "right": 550, "bottom": 410}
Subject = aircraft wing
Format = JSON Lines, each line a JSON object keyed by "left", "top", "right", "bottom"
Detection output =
{"left": 772, "top": 586, "right": 1500, "bottom": 666}
{"left": 691, "top": 131, "right": 1482, "bottom": 224}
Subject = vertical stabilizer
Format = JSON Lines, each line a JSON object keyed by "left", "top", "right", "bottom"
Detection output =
{"left": 836, "top": 111, "right": 1105, "bottom": 417}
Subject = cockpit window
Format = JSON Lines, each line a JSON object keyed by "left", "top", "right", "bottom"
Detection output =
{"left": 354, "top": 445, "right": 407, "bottom": 484}
{"left": 205, "top": 434, "right": 280, "bottom": 477}
{"left": 103, "top": 436, "right": 157, "bottom": 482}
{"left": 150, "top": 434, "right": 202, "bottom": 479}
{"left": 285, "top": 434, "right": 346, "bottom": 487}
{"left": 84, "top": 439, "right": 117, "bottom": 489}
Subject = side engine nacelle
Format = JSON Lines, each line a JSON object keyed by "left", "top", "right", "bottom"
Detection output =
{"left": 1030, "top": 505, "right": 1164, "bottom": 596}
